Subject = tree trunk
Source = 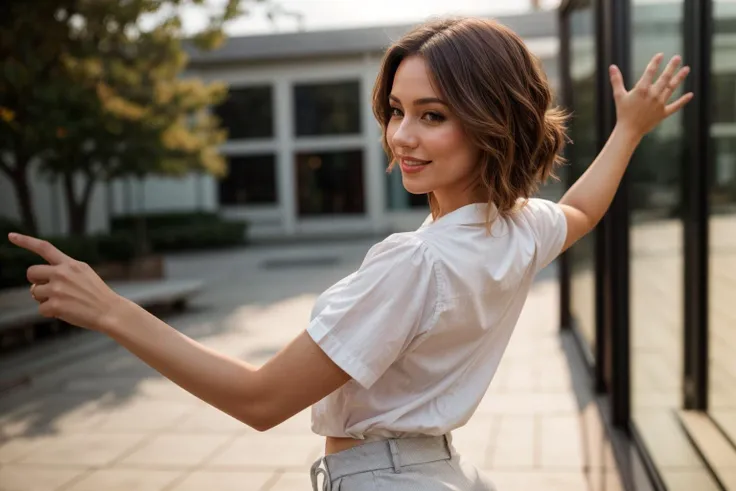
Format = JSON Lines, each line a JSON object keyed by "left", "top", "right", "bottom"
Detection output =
{"left": 62, "top": 172, "right": 96, "bottom": 236}
{"left": 0, "top": 159, "right": 38, "bottom": 235}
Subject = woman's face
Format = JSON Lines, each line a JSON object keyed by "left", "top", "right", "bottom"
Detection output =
{"left": 386, "top": 55, "right": 481, "bottom": 211}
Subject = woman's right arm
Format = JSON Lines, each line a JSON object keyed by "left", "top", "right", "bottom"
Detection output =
{"left": 558, "top": 53, "right": 693, "bottom": 253}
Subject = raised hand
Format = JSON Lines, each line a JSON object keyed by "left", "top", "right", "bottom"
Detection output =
{"left": 7, "top": 233, "right": 126, "bottom": 332}
{"left": 609, "top": 53, "right": 693, "bottom": 138}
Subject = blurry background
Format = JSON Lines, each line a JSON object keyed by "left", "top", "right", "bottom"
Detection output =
{"left": 4, "top": 1, "right": 733, "bottom": 491}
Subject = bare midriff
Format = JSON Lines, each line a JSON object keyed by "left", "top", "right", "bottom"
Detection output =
{"left": 325, "top": 436, "right": 366, "bottom": 455}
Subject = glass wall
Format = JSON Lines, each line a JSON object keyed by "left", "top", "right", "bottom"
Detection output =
{"left": 627, "top": 2, "right": 714, "bottom": 487}
{"left": 708, "top": 0, "right": 736, "bottom": 446}
{"left": 567, "top": 3, "right": 598, "bottom": 354}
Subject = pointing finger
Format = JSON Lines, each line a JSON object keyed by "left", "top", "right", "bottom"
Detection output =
{"left": 8, "top": 233, "right": 71, "bottom": 266}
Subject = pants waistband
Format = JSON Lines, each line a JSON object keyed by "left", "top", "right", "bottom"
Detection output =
{"left": 310, "top": 434, "right": 453, "bottom": 490}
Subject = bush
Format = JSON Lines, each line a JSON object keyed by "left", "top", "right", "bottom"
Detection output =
{"left": 148, "top": 221, "right": 247, "bottom": 252}
{"left": 0, "top": 212, "right": 247, "bottom": 289}
{"left": 110, "top": 211, "right": 220, "bottom": 232}
{"left": 111, "top": 210, "right": 248, "bottom": 253}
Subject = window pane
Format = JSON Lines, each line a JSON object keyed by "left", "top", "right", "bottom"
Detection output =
{"left": 567, "top": 5, "right": 597, "bottom": 355}
{"left": 219, "top": 154, "right": 278, "bottom": 205}
{"left": 294, "top": 82, "right": 361, "bottom": 136}
{"left": 296, "top": 150, "right": 365, "bottom": 216}
{"left": 709, "top": 0, "right": 736, "bottom": 449}
{"left": 214, "top": 86, "right": 273, "bottom": 140}
{"left": 629, "top": 4, "right": 706, "bottom": 486}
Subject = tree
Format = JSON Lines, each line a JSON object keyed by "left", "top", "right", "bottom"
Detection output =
{"left": 0, "top": 0, "right": 75, "bottom": 235}
{"left": 0, "top": 0, "right": 268, "bottom": 235}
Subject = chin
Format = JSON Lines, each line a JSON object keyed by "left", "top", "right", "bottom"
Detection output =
{"left": 401, "top": 176, "right": 432, "bottom": 195}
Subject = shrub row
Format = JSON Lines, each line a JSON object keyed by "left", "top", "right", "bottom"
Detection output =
{"left": 0, "top": 212, "right": 247, "bottom": 289}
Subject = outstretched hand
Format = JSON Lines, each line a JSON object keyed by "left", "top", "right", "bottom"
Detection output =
{"left": 7, "top": 233, "right": 125, "bottom": 332}
{"left": 610, "top": 53, "right": 693, "bottom": 138}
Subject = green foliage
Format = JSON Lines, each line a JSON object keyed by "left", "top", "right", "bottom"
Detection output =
{"left": 110, "top": 210, "right": 248, "bottom": 252}
{"left": 147, "top": 221, "right": 247, "bottom": 252}
{"left": 110, "top": 210, "right": 220, "bottom": 231}
{"left": 0, "top": 0, "right": 268, "bottom": 235}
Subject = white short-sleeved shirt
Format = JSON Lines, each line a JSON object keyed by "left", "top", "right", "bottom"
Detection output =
{"left": 307, "top": 198, "right": 567, "bottom": 441}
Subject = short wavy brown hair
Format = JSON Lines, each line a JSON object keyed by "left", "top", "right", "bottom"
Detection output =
{"left": 372, "top": 17, "right": 568, "bottom": 222}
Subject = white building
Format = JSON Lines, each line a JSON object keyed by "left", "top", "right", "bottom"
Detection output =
{"left": 0, "top": 10, "right": 560, "bottom": 240}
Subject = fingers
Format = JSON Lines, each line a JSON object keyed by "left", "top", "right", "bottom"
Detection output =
{"left": 665, "top": 92, "right": 695, "bottom": 117}
{"left": 652, "top": 55, "right": 683, "bottom": 100}
{"left": 8, "top": 233, "right": 71, "bottom": 266}
{"left": 661, "top": 65, "right": 691, "bottom": 101}
{"left": 27, "top": 264, "right": 54, "bottom": 285}
{"left": 31, "top": 282, "right": 52, "bottom": 303}
{"left": 637, "top": 53, "right": 664, "bottom": 90}
{"left": 609, "top": 65, "right": 626, "bottom": 100}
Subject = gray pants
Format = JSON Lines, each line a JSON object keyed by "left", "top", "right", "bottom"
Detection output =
{"left": 310, "top": 433, "right": 497, "bottom": 490}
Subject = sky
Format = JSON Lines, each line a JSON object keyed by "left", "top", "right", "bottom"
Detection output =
{"left": 177, "top": 0, "right": 563, "bottom": 37}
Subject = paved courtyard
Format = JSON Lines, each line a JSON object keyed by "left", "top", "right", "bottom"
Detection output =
{"left": 0, "top": 239, "right": 621, "bottom": 491}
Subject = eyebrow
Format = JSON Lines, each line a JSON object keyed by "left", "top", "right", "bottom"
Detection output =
{"left": 389, "top": 94, "right": 448, "bottom": 106}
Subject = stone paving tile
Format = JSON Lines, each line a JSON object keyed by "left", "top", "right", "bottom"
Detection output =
{"left": 0, "top": 464, "right": 86, "bottom": 491}
{"left": 489, "top": 470, "right": 589, "bottom": 491}
{"left": 539, "top": 415, "right": 585, "bottom": 469}
{"left": 171, "top": 404, "right": 251, "bottom": 434}
{"left": 62, "top": 468, "right": 183, "bottom": 491}
{"left": 489, "top": 415, "right": 536, "bottom": 469}
{"left": 204, "top": 433, "right": 323, "bottom": 470}
{"left": 118, "top": 434, "right": 233, "bottom": 468}
{"left": 17, "top": 433, "right": 147, "bottom": 467}
{"left": 0, "top": 434, "right": 60, "bottom": 464}
{"left": 168, "top": 470, "right": 275, "bottom": 491}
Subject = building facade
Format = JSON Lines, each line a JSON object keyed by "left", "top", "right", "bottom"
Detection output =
{"left": 0, "top": 11, "right": 560, "bottom": 240}
{"left": 559, "top": 0, "right": 736, "bottom": 489}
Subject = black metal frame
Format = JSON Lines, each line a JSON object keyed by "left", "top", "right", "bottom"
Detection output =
{"left": 557, "top": 0, "right": 607, "bottom": 390}
{"left": 601, "top": 0, "right": 632, "bottom": 429}
{"left": 682, "top": 0, "right": 712, "bottom": 412}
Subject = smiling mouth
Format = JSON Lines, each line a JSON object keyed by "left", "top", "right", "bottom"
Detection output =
{"left": 400, "top": 158, "right": 432, "bottom": 166}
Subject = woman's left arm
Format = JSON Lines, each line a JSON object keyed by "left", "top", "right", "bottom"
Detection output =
{"left": 8, "top": 233, "right": 351, "bottom": 432}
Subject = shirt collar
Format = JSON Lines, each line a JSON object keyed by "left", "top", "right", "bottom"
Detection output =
{"left": 420, "top": 202, "right": 498, "bottom": 229}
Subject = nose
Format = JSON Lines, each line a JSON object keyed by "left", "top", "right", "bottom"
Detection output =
{"left": 390, "top": 117, "right": 419, "bottom": 151}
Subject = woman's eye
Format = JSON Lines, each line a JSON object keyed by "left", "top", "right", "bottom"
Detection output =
{"left": 424, "top": 112, "right": 445, "bottom": 123}
{"left": 390, "top": 107, "right": 403, "bottom": 118}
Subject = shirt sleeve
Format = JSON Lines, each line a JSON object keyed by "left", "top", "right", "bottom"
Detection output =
{"left": 307, "top": 234, "right": 440, "bottom": 389}
{"left": 523, "top": 198, "right": 568, "bottom": 273}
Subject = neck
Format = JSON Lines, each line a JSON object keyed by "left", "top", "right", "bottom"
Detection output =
{"left": 431, "top": 188, "right": 486, "bottom": 219}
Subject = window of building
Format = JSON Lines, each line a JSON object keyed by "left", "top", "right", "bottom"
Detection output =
{"left": 214, "top": 86, "right": 274, "bottom": 140}
{"left": 218, "top": 154, "right": 278, "bottom": 205}
{"left": 294, "top": 81, "right": 361, "bottom": 136}
{"left": 295, "top": 150, "right": 364, "bottom": 216}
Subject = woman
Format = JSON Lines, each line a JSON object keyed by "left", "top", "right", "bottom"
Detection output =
{"left": 9, "top": 16, "right": 691, "bottom": 491}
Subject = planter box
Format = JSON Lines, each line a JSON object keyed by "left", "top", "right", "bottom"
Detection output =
{"left": 95, "top": 255, "right": 164, "bottom": 281}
